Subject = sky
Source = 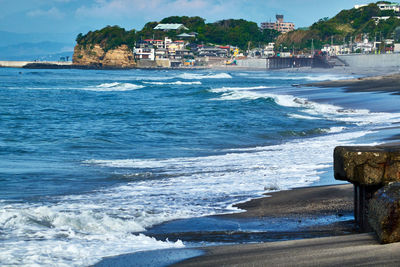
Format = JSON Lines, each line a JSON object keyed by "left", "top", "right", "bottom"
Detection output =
{"left": 0, "top": 0, "right": 371, "bottom": 44}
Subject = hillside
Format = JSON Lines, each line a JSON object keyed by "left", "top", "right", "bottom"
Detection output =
{"left": 75, "top": 17, "right": 279, "bottom": 51}
{"left": 277, "top": 2, "right": 400, "bottom": 51}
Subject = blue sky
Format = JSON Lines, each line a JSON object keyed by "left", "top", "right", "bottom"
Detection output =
{"left": 0, "top": 0, "right": 371, "bottom": 43}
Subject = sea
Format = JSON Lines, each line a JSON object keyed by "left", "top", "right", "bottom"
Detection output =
{"left": 1, "top": 68, "right": 400, "bottom": 266}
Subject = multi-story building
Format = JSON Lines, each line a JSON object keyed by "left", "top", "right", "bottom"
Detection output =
{"left": 260, "top": 15, "right": 295, "bottom": 33}
{"left": 143, "top": 39, "right": 164, "bottom": 49}
{"left": 134, "top": 47, "right": 155, "bottom": 60}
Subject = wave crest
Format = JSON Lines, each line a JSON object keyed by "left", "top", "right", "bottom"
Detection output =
{"left": 87, "top": 82, "right": 144, "bottom": 91}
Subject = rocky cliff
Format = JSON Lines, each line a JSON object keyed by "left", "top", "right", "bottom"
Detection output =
{"left": 72, "top": 44, "right": 135, "bottom": 68}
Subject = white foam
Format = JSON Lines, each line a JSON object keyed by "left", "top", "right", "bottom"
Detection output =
{"left": 86, "top": 82, "right": 144, "bottom": 91}
{"left": 256, "top": 73, "right": 355, "bottom": 81}
{"left": 1, "top": 126, "right": 375, "bottom": 266}
{"left": 0, "top": 201, "right": 184, "bottom": 266}
{"left": 289, "top": 114, "right": 322, "bottom": 120}
{"left": 324, "top": 126, "right": 347, "bottom": 133}
{"left": 143, "top": 81, "right": 202, "bottom": 85}
{"left": 210, "top": 87, "right": 400, "bottom": 127}
{"left": 178, "top": 73, "right": 232, "bottom": 80}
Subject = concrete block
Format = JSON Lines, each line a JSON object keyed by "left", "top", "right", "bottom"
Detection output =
{"left": 368, "top": 183, "right": 400, "bottom": 243}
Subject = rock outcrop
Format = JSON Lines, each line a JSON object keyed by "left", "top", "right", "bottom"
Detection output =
{"left": 369, "top": 183, "right": 400, "bottom": 244}
{"left": 72, "top": 44, "right": 135, "bottom": 68}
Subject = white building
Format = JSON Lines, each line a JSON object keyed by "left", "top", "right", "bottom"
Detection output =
{"left": 134, "top": 47, "right": 155, "bottom": 60}
{"left": 354, "top": 4, "right": 368, "bottom": 9}
{"left": 355, "top": 40, "right": 374, "bottom": 53}
{"left": 372, "top": 16, "right": 400, "bottom": 24}
{"left": 263, "top": 43, "right": 275, "bottom": 57}
{"left": 377, "top": 2, "right": 400, "bottom": 12}
{"left": 153, "top": 24, "right": 188, "bottom": 31}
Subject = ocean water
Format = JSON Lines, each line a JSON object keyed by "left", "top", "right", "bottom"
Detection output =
{"left": 1, "top": 68, "right": 400, "bottom": 266}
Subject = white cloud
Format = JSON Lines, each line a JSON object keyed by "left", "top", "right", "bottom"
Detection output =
{"left": 27, "top": 7, "right": 65, "bottom": 19}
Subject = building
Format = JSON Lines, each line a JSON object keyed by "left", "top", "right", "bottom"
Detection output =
{"left": 377, "top": 2, "right": 400, "bottom": 12}
{"left": 372, "top": 16, "right": 400, "bottom": 24}
{"left": 198, "top": 47, "right": 229, "bottom": 57}
{"left": 143, "top": 39, "right": 164, "bottom": 49}
{"left": 354, "top": 4, "right": 368, "bottom": 9}
{"left": 134, "top": 47, "right": 155, "bottom": 60}
{"left": 263, "top": 43, "right": 275, "bottom": 57}
{"left": 153, "top": 24, "right": 188, "bottom": 31}
{"left": 260, "top": 15, "right": 295, "bottom": 33}
{"left": 176, "top": 33, "right": 197, "bottom": 39}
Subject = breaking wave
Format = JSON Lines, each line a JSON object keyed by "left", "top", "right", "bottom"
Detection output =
{"left": 86, "top": 82, "right": 144, "bottom": 91}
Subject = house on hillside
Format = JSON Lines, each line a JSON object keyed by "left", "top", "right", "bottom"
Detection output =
{"left": 134, "top": 47, "right": 155, "bottom": 60}
{"left": 177, "top": 33, "right": 197, "bottom": 38}
{"left": 153, "top": 24, "right": 188, "bottom": 31}
{"left": 144, "top": 39, "right": 165, "bottom": 49}
{"left": 377, "top": 2, "right": 400, "bottom": 12}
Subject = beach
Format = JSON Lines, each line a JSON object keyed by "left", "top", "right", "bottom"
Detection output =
{"left": 306, "top": 72, "right": 400, "bottom": 95}
{"left": 3, "top": 67, "right": 400, "bottom": 266}
{"left": 96, "top": 67, "right": 400, "bottom": 267}
{"left": 171, "top": 69, "right": 400, "bottom": 266}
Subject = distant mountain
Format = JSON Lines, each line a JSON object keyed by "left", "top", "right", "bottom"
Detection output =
{"left": 0, "top": 41, "right": 73, "bottom": 61}
{"left": 0, "top": 31, "right": 75, "bottom": 47}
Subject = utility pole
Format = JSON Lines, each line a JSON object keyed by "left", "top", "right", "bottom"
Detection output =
{"left": 311, "top": 39, "right": 315, "bottom": 56}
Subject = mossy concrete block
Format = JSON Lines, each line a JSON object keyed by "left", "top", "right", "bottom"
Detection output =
{"left": 334, "top": 144, "right": 400, "bottom": 186}
{"left": 368, "top": 183, "right": 400, "bottom": 244}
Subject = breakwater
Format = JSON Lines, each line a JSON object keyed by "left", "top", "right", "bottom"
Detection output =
{"left": 0, "top": 61, "right": 72, "bottom": 68}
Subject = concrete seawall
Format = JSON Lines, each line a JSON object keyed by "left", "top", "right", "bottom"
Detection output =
{"left": 338, "top": 53, "right": 400, "bottom": 68}
{"left": 0, "top": 61, "right": 72, "bottom": 68}
{"left": 236, "top": 59, "right": 266, "bottom": 68}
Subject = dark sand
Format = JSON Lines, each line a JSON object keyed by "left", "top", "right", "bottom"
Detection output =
{"left": 305, "top": 73, "right": 400, "bottom": 94}
{"left": 225, "top": 184, "right": 353, "bottom": 219}
{"left": 174, "top": 233, "right": 400, "bottom": 267}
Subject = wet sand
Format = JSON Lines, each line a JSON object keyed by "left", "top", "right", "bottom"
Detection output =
{"left": 95, "top": 184, "right": 358, "bottom": 266}
{"left": 173, "top": 184, "right": 400, "bottom": 267}
{"left": 305, "top": 73, "right": 400, "bottom": 94}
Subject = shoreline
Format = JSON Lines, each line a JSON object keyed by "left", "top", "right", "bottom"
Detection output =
{"left": 304, "top": 72, "right": 400, "bottom": 95}
{"left": 2, "top": 60, "right": 399, "bottom": 77}
{"left": 95, "top": 184, "right": 357, "bottom": 266}
{"left": 174, "top": 233, "right": 400, "bottom": 266}
{"left": 92, "top": 68, "right": 400, "bottom": 267}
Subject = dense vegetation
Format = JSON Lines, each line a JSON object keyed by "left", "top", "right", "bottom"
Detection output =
{"left": 76, "top": 16, "right": 279, "bottom": 50}
{"left": 278, "top": 2, "right": 400, "bottom": 51}
{"left": 76, "top": 2, "right": 400, "bottom": 53}
{"left": 76, "top": 26, "right": 136, "bottom": 51}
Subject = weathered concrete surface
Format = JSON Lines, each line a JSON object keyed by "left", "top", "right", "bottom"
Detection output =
{"left": 338, "top": 53, "right": 400, "bottom": 69}
{"left": 334, "top": 144, "right": 400, "bottom": 186}
{"left": 369, "top": 183, "right": 400, "bottom": 244}
{"left": 334, "top": 144, "right": 400, "bottom": 232}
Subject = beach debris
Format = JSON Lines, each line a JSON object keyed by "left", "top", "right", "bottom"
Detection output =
{"left": 368, "top": 182, "right": 400, "bottom": 244}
